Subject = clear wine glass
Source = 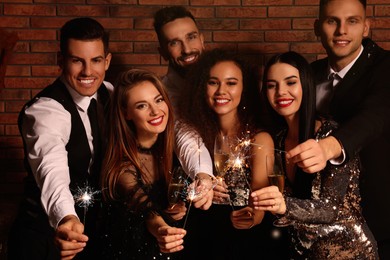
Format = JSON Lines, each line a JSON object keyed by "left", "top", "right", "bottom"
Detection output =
{"left": 168, "top": 166, "right": 187, "bottom": 208}
{"left": 213, "top": 134, "right": 233, "bottom": 205}
{"left": 266, "top": 152, "right": 291, "bottom": 227}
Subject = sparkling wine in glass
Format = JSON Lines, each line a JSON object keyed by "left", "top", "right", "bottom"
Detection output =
{"left": 213, "top": 134, "right": 233, "bottom": 205}
{"left": 168, "top": 166, "right": 186, "bottom": 208}
{"left": 266, "top": 152, "right": 291, "bottom": 227}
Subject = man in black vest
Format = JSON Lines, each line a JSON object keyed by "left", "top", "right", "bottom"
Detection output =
{"left": 287, "top": 0, "right": 390, "bottom": 258}
{"left": 7, "top": 17, "right": 112, "bottom": 259}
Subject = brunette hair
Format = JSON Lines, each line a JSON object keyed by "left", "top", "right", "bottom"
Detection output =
{"left": 262, "top": 51, "right": 316, "bottom": 143}
{"left": 60, "top": 17, "right": 109, "bottom": 56}
{"left": 153, "top": 6, "right": 198, "bottom": 45}
{"left": 179, "top": 48, "right": 264, "bottom": 152}
{"left": 101, "top": 68, "right": 175, "bottom": 201}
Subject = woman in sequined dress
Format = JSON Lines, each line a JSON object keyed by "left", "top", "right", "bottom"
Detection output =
{"left": 251, "top": 51, "right": 378, "bottom": 259}
{"left": 178, "top": 48, "right": 289, "bottom": 259}
{"left": 100, "top": 69, "right": 187, "bottom": 259}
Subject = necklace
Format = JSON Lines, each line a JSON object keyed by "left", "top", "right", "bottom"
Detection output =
{"left": 137, "top": 144, "right": 153, "bottom": 154}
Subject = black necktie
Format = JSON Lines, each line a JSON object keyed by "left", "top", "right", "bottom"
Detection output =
{"left": 87, "top": 98, "right": 100, "bottom": 174}
{"left": 316, "top": 73, "right": 337, "bottom": 116}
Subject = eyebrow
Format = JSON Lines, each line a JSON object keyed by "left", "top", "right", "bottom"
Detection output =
{"left": 166, "top": 31, "right": 198, "bottom": 42}
{"left": 134, "top": 94, "right": 162, "bottom": 106}
{"left": 265, "top": 75, "right": 298, "bottom": 82}
{"left": 67, "top": 54, "right": 105, "bottom": 60}
{"left": 209, "top": 76, "right": 239, "bottom": 81}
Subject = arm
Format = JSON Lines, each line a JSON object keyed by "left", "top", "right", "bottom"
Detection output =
{"left": 118, "top": 168, "right": 187, "bottom": 253}
{"left": 22, "top": 98, "right": 84, "bottom": 259}
{"left": 252, "top": 161, "right": 353, "bottom": 224}
{"left": 174, "top": 122, "right": 214, "bottom": 180}
{"left": 22, "top": 98, "right": 78, "bottom": 227}
{"left": 174, "top": 122, "right": 214, "bottom": 209}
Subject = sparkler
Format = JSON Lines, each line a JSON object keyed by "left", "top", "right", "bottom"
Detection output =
{"left": 182, "top": 183, "right": 196, "bottom": 229}
{"left": 73, "top": 183, "right": 101, "bottom": 225}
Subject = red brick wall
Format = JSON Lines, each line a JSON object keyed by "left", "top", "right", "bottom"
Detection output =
{"left": 1, "top": 0, "right": 390, "bottom": 195}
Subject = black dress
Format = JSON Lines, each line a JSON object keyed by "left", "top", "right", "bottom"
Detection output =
{"left": 100, "top": 160, "right": 181, "bottom": 260}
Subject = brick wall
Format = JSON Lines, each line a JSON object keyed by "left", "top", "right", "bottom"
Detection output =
{"left": 1, "top": 0, "right": 390, "bottom": 196}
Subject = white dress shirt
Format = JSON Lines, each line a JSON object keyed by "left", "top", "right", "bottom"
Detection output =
{"left": 162, "top": 67, "right": 214, "bottom": 179}
{"left": 21, "top": 78, "right": 113, "bottom": 228}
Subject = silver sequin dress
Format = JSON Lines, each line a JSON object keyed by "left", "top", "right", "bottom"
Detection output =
{"left": 282, "top": 120, "right": 379, "bottom": 259}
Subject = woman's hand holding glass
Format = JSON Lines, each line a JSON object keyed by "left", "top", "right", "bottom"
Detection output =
{"left": 213, "top": 134, "right": 234, "bottom": 204}
{"left": 251, "top": 152, "right": 291, "bottom": 227}
{"left": 251, "top": 185, "right": 286, "bottom": 215}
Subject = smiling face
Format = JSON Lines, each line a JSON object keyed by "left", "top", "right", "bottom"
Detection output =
{"left": 206, "top": 61, "right": 243, "bottom": 121}
{"left": 264, "top": 62, "right": 302, "bottom": 121}
{"left": 60, "top": 39, "right": 111, "bottom": 97}
{"left": 315, "top": 0, "right": 369, "bottom": 70}
{"left": 158, "top": 17, "right": 204, "bottom": 76}
{"left": 125, "top": 81, "right": 169, "bottom": 145}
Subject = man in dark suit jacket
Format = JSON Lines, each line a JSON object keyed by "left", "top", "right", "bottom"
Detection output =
{"left": 287, "top": 0, "right": 390, "bottom": 258}
{"left": 7, "top": 17, "right": 112, "bottom": 259}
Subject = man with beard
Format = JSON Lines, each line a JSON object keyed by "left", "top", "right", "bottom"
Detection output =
{"left": 153, "top": 6, "right": 214, "bottom": 207}
{"left": 153, "top": 6, "right": 216, "bottom": 259}
{"left": 154, "top": 6, "right": 205, "bottom": 111}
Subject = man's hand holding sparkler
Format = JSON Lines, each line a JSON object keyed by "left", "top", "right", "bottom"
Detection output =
{"left": 55, "top": 215, "right": 88, "bottom": 260}
{"left": 189, "top": 173, "right": 216, "bottom": 210}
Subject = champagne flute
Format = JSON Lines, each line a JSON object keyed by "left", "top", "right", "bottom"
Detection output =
{"left": 213, "top": 134, "right": 233, "bottom": 205}
{"left": 266, "top": 152, "right": 291, "bottom": 227}
{"left": 168, "top": 166, "right": 186, "bottom": 208}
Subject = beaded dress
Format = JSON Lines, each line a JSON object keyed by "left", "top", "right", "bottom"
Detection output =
{"left": 279, "top": 120, "right": 378, "bottom": 259}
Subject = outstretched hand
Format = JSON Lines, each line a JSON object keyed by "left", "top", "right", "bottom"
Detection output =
{"left": 286, "top": 139, "right": 328, "bottom": 173}
{"left": 188, "top": 173, "right": 215, "bottom": 210}
{"left": 155, "top": 226, "right": 187, "bottom": 253}
{"left": 251, "top": 186, "right": 286, "bottom": 215}
{"left": 54, "top": 215, "right": 88, "bottom": 260}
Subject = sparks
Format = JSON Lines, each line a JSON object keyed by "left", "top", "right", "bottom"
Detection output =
{"left": 73, "top": 183, "right": 101, "bottom": 224}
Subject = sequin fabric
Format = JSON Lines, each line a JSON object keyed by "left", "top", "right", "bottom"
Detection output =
{"left": 283, "top": 120, "right": 379, "bottom": 259}
{"left": 224, "top": 164, "right": 251, "bottom": 206}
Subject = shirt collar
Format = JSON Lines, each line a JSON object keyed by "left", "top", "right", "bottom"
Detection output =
{"left": 328, "top": 45, "right": 364, "bottom": 80}
{"left": 60, "top": 76, "right": 98, "bottom": 112}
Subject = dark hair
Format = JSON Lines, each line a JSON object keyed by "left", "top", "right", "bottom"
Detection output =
{"left": 60, "top": 17, "right": 109, "bottom": 56}
{"left": 101, "top": 68, "right": 175, "bottom": 201}
{"left": 153, "top": 6, "right": 198, "bottom": 45}
{"left": 179, "top": 48, "right": 264, "bottom": 152}
{"left": 319, "top": 0, "right": 366, "bottom": 17}
{"left": 262, "top": 51, "right": 316, "bottom": 143}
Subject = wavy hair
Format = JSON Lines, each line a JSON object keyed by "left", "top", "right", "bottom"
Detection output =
{"left": 179, "top": 48, "right": 264, "bottom": 153}
{"left": 101, "top": 68, "right": 175, "bottom": 201}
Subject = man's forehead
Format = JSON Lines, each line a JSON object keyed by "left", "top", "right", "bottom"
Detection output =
{"left": 161, "top": 17, "right": 199, "bottom": 40}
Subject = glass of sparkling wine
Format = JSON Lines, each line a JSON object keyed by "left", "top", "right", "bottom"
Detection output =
{"left": 213, "top": 134, "right": 233, "bottom": 204}
{"left": 266, "top": 152, "right": 290, "bottom": 227}
{"left": 168, "top": 166, "right": 186, "bottom": 208}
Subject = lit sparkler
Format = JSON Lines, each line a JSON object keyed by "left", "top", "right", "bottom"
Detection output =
{"left": 73, "top": 183, "right": 101, "bottom": 225}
